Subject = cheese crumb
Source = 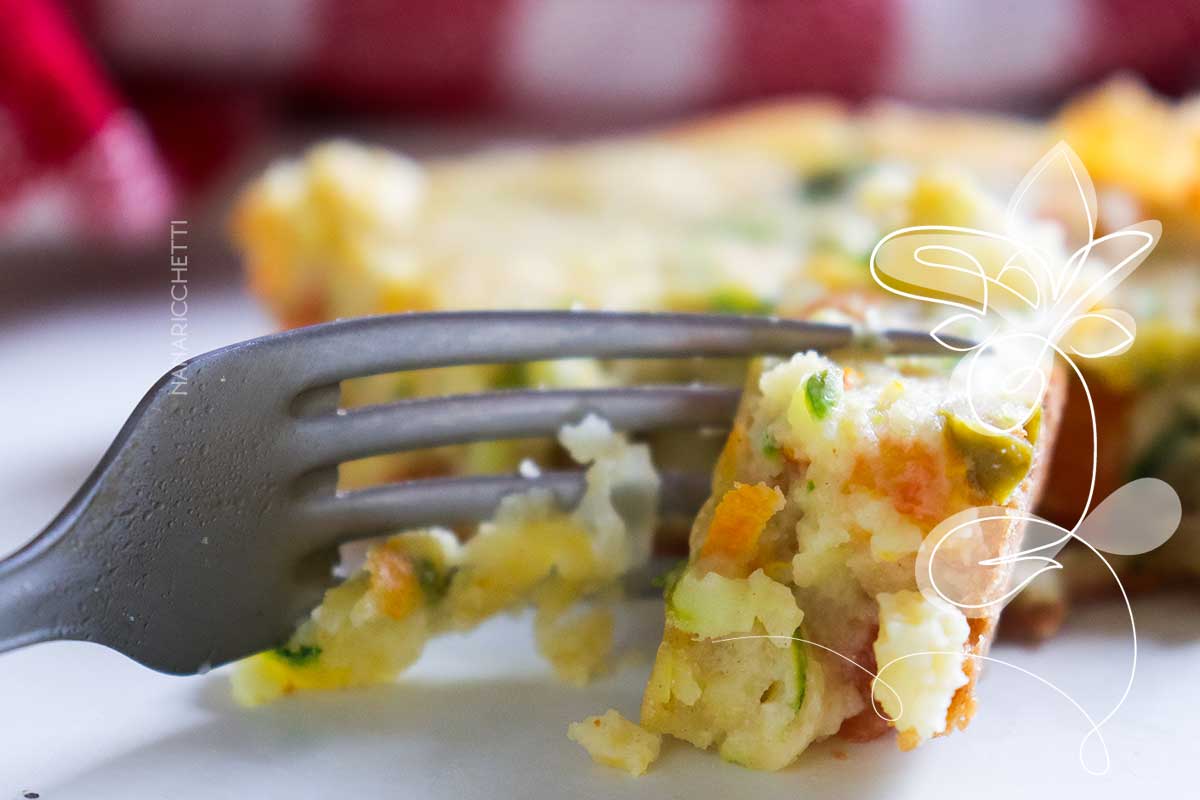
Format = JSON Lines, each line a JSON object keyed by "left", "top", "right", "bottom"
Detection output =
{"left": 568, "top": 709, "right": 662, "bottom": 776}
{"left": 872, "top": 590, "right": 970, "bottom": 744}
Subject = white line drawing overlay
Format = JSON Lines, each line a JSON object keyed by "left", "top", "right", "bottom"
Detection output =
{"left": 718, "top": 143, "right": 1182, "bottom": 775}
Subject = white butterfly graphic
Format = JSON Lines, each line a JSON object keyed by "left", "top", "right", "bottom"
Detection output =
{"left": 867, "top": 143, "right": 1183, "bottom": 774}
{"left": 870, "top": 141, "right": 1159, "bottom": 437}
{"left": 867, "top": 141, "right": 1180, "bottom": 611}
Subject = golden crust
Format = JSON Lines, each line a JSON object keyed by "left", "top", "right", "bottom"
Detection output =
{"left": 944, "top": 363, "right": 1068, "bottom": 734}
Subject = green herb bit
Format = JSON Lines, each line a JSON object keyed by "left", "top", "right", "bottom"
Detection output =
{"left": 804, "top": 370, "right": 839, "bottom": 420}
{"left": 493, "top": 363, "right": 531, "bottom": 390}
{"left": 414, "top": 558, "right": 454, "bottom": 604}
{"left": 706, "top": 287, "right": 774, "bottom": 316}
{"left": 273, "top": 644, "right": 322, "bottom": 666}
{"left": 797, "top": 169, "right": 850, "bottom": 201}
{"left": 792, "top": 632, "right": 808, "bottom": 710}
{"left": 942, "top": 412, "right": 1034, "bottom": 504}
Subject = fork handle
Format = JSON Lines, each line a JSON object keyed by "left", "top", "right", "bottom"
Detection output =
{"left": 0, "top": 528, "right": 90, "bottom": 655}
{"left": 0, "top": 555, "right": 54, "bottom": 653}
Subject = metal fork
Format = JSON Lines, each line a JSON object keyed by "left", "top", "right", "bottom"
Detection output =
{"left": 0, "top": 311, "right": 947, "bottom": 675}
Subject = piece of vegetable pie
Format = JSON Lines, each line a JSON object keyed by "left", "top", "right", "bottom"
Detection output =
{"left": 637, "top": 348, "right": 1064, "bottom": 769}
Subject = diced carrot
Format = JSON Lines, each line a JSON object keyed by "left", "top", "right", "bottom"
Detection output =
{"left": 366, "top": 543, "right": 421, "bottom": 619}
{"left": 699, "top": 482, "right": 785, "bottom": 568}
{"left": 852, "top": 439, "right": 956, "bottom": 526}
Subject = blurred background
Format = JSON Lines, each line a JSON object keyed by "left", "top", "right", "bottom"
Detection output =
{"left": 3, "top": 0, "right": 1200, "bottom": 299}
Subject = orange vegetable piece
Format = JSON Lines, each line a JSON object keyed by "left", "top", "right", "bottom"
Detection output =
{"left": 700, "top": 482, "right": 785, "bottom": 566}
{"left": 852, "top": 439, "right": 957, "bottom": 526}
{"left": 366, "top": 543, "right": 421, "bottom": 619}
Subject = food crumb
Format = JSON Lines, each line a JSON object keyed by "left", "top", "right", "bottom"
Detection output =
{"left": 568, "top": 709, "right": 661, "bottom": 777}
{"left": 832, "top": 750, "right": 848, "bottom": 761}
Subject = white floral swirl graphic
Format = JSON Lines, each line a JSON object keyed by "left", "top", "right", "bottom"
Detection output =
{"left": 868, "top": 142, "right": 1183, "bottom": 774}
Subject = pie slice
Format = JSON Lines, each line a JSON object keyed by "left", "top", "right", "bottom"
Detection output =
{"left": 638, "top": 348, "right": 1064, "bottom": 768}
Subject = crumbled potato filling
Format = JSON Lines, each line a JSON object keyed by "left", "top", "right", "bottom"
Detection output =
{"left": 566, "top": 714, "right": 662, "bottom": 777}
{"left": 873, "top": 590, "right": 971, "bottom": 744}
{"left": 232, "top": 417, "right": 657, "bottom": 705}
{"left": 568, "top": 710, "right": 662, "bottom": 776}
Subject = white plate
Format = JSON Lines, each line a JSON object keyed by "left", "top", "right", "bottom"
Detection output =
{"left": 3, "top": 596, "right": 1196, "bottom": 798}
{"left": 1, "top": 287, "right": 1193, "bottom": 797}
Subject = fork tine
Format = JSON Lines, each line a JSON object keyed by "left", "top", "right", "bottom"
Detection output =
{"left": 261, "top": 311, "right": 951, "bottom": 389}
{"left": 298, "top": 470, "right": 711, "bottom": 546}
{"left": 294, "top": 385, "right": 739, "bottom": 468}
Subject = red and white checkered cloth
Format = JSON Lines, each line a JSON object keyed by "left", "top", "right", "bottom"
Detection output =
{"left": 0, "top": 0, "right": 172, "bottom": 244}
{"left": 5, "top": 0, "right": 1200, "bottom": 246}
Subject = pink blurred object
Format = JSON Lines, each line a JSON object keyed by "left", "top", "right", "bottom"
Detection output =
{"left": 0, "top": 0, "right": 173, "bottom": 246}
{"left": 3, "top": 0, "right": 1200, "bottom": 248}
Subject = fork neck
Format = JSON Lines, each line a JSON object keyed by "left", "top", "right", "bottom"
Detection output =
{"left": 0, "top": 521, "right": 91, "bottom": 655}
